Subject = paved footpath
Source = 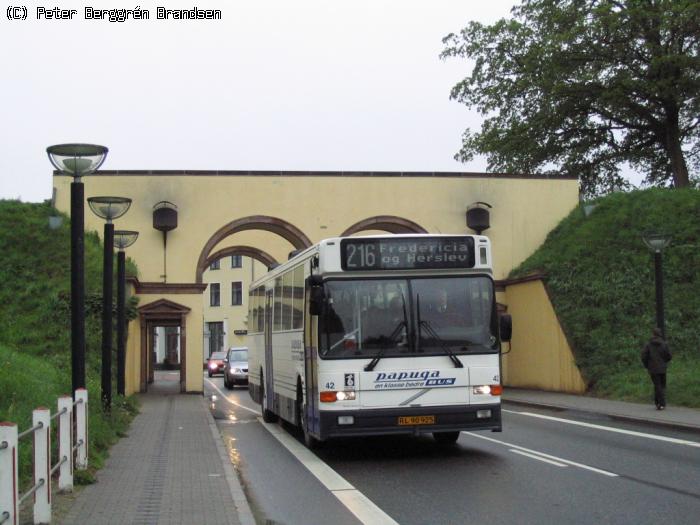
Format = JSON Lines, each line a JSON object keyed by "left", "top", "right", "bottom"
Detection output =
{"left": 60, "top": 380, "right": 255, "bottom": 525}
{"left": 503, "top": 387, "right": 700, "bottom": 431}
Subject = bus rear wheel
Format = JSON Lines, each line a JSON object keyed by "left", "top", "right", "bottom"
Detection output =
{"left": 433, "top": 431, "right": 460, "bottom": 444}
{"left": 260, "top": 372, "right": 278, "bottom": 423}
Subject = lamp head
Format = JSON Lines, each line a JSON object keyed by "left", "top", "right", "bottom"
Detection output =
{"left": 46, "top": 144, "right": 108, "bottom": 179}
{"left": 642, "top": 233, "right": 671, "bottom": 253}
{"left": 113, "top": 230, "right": 139, "bottom": 250}
{"left": 88, "top": 196, "right": 132, "bottom": 222}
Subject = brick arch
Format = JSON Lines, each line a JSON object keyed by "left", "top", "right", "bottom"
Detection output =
{"left": 197, "top": 245, "right": 278, "bottom": 283}
{"left": 340, "top": 215, "right": 428, "bottom": 236}
{"left": 195, "top": 216, "right": 311, "bottom": 283}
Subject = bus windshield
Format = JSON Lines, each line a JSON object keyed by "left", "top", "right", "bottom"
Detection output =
{"left": 319, "top": 276, "right": 497, "bottom": 359}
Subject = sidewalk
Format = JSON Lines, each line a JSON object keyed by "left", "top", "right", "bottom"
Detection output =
{"left": 60, "top": 373, "right": 255, "bottom": 525}
{"left": 503, "top": 387, "right": 700, "bottom": 432}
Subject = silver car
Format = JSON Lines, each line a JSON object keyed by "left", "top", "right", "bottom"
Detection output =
{"left": 223, "top": 347, "right": 248, "bottom": 389}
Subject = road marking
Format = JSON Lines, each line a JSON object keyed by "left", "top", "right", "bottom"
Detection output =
{"left": 465, "top": 432, "right": 619, "bottom": 477}
{"left": 509, "top": 449, "right": 567, "bottom": 467}
{"left": 502, "top": 409, "right": 700, "bottom": 448}
{"left": 259, "top": 419, "right": 398, "bottom": 525}
{"left": 205, "top": 378, "right": 260, "bottom": 415}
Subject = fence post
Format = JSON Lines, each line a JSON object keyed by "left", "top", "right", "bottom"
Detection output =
{"left": 0, "top": 422, "right": 18, "bottom": 525}
{"left": 74, "top": 389, "right": 88, "bottom": 470}
{"left": 32, "top": 408, "right": 51, "bottom": 524}
{"left": 57, "top": 396, "right": 73, "bottom": 493}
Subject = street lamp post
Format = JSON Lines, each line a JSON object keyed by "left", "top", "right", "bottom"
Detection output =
{"left": 114, "top": 230, "right": 138, "bottom": 396}
{"left": 642, "top": 233, "right": 672, "bottom": 338}
{"left": 46, "top": 144, "right": 108, "bottom": 395}
{"left": 88, "top": 197, "right": 132, "bottom": 411}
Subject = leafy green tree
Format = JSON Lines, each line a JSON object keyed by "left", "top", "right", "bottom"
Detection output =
{"left": 442, "top": 0, "right": 700, "bottom": 194}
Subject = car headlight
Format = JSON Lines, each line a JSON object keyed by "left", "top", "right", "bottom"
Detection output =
{"left": 233, "top": 368, "right": 242, "bottom": 374}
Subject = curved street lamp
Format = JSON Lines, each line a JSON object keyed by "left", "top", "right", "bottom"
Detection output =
{"left": 46, "top": 144, "right": 108, "bottom": 395}
{"left": 642, "top": 233, "right": 672, "bottom": 338}
{"left": 88, "top": 196, "right": 132, "bottom": 410}
{"left": 114, "top": 230, "right": 139, "bottom": 396}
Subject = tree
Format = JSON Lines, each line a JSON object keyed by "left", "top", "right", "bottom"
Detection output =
{"left": 441, "top": 0, "right": 700, "bottom": 195}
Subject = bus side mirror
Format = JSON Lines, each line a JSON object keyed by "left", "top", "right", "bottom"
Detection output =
{"left": 499, "top": 314, "right": 512, "bottom": 342}
{"left": 307, "top": 275, "right": 324, "bottom": 316}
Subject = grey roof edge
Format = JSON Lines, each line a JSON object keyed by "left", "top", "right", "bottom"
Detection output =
{"left": 52, "top": 169, "right": 578, "bottom": 180}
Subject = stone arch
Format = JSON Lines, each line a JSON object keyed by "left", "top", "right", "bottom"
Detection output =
{"left": 197, "top": 245, "right": 278, "bottom": 283}
{"left": 340, "top": 215, "right": 428, "bottom": 237}
{"left": 195, "top": 215, "right": 311, "bottom": 283}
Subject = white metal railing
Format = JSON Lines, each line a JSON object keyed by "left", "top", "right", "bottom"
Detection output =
{"left": 0, "top": 389, "right": 88, "bottom": 525}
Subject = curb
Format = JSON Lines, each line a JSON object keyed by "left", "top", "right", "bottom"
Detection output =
{"left": 202, "top": 395, "right": 257, "bottom": 525}
{"left": 502, "top": 398, "right": 700, "bottom": 433}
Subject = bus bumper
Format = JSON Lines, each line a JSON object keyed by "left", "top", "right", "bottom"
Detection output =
{"left": 317, "top": 404, "right": 501, "bottom": 439}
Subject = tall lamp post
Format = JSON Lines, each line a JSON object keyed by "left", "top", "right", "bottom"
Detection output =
{"left": 114, "top": 230, "right": 139, "bottom": 396}
{"left": 88, "top": 197, "right": 132, "bottom": 411}
{"left": 642, "top": 233, "right": 672, "bottom": 338}
{"left": 46, "top": 144, "right": 108, "bottom": 395}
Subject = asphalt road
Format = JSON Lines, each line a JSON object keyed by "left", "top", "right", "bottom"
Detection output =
{"left": 204, "top": 374, "right": 700, "bottom": 525}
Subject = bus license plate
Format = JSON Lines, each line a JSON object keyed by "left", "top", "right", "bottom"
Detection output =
{"left": 398, "top": 415, "right": 435, "bottom": 426}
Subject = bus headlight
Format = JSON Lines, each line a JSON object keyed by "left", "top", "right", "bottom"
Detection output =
{"left": 335, "top": 390, "right": 356, "bottom": 401}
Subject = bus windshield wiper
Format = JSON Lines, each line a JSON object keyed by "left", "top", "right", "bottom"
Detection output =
{"left": 419, "top": 320, "right": 463, "bottom": 368}
{"left": 364, "top": 294, "right": 409, "bottom": 372}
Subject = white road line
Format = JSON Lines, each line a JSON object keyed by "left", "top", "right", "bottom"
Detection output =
{"left": 465, "top": 432, "right": 619, "bottom": 477}
{"left": 503, "top": 408, "right": 700, "bottom": 448}
{"left": 205, "top": 378, "right": 260, "bottom": 415}
{"left": 259, "top": 419, "right": 399, "bottom": 525}
{"left": 509, "top": 449, "right": 568, "bottom": 467}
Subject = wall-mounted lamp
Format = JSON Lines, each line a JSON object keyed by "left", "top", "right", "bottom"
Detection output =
{"left": 153, "top": 201, "right": 178, "bottom": 283}
{"left": 466, "top": 201, "right": 492, "bottom": 234}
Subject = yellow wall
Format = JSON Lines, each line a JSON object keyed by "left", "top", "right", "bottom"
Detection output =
{"left": 53, "top": 172, "right": 580, "bottom": 394}
{"left": 53, "top": 173, "right": 579, "bottom": 282}
{"left": 503, "top": 279, "right": 586, "bottom": 393}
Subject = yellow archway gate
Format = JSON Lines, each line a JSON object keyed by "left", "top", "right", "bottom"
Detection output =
{"left": 53, "top": 170, "right": 579, "bottom": 395}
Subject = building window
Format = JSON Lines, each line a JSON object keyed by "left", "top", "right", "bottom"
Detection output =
{"left": 210, "top": 283, "right": 220, "bottom": 306}
{"left": 207, "top": 321, "right": 224, "bottom": 356}
{"left": 231, "top": 281, "right": 243, "bottom": 306}
{"left": 231, "top": 255, "right": 242, "bottom": 268}
{"left": 210, "top": 258, "right": 220, "bottom": 270}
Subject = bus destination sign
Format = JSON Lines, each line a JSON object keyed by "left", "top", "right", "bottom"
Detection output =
{"left": 340, "top": 237, "right": 475, "bottom": 271}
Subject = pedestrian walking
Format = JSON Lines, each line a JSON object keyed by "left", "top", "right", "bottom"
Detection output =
{"left": 641, "top": 328, "right": 672, "bottom": 410}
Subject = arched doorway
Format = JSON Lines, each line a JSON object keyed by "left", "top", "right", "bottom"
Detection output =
{"left": 138, "top": 299, "right": 191, "bottom": 393}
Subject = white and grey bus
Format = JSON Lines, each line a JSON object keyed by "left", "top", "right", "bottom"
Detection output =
{"left": 247, "top": 235, "right": 511, "bottom": 447}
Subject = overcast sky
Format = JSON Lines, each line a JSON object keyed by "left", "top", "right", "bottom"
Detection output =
{"left": 4, "top": 0, "right": 622, "bottom": 204}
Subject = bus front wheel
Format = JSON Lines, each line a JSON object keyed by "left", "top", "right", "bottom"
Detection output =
{"left": 296, "top": 387, "right": 321, "bottom": 450}
{"left": 260, "top": 372, "right": 278, "bottom": 423}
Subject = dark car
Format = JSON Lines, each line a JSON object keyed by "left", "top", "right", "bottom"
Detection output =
{"left": 207, "top": 351, "right": 227, "bottom": 377}
{"left": 223, "top": 347, "right": 248, "bottom": 389}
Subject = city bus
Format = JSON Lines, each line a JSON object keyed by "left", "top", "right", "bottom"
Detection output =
{"left": 247, "top": 234, "right": 511, "bottom": 448}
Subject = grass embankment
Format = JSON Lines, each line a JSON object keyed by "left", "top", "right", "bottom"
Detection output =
{"left": 0, "top": 199, "right": 139, "bottom": 488}
{"left": 511, "top": 188, "right": 700, "bottom": 407}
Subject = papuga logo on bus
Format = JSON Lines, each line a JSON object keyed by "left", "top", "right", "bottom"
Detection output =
{"left": 375, "top": 370, "right": 441, "bottom": 382}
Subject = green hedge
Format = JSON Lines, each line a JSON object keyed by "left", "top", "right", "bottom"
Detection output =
{"left": 0, "top": 200, "right": 139, "bottom": 488}
{"left": 511, "top": 188, "right": 700, "bottom": 406}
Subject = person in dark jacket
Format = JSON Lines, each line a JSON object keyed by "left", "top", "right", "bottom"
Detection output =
{"left": 641, "top": 328, "right": 672, "bottom": 410}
